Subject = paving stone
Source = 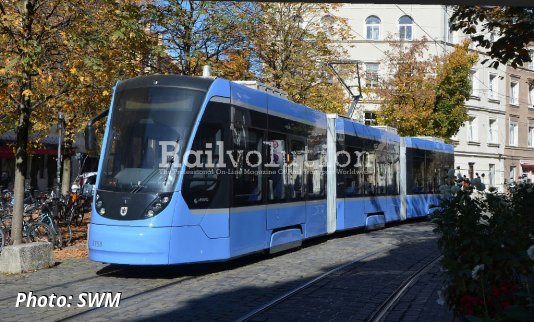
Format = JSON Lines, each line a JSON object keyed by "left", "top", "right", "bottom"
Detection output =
{"left": 0, "top": 221, "right": 452, "bottom": 321}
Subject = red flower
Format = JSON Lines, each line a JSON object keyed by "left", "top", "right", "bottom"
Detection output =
{"left": 491, "top": 286, "right": 501, "bottom": 298}
{"left": 459, "top": 293, "right": 484, "bottom": 315}
{"left": 501, "top": 300, "right": 512, "bottom": 309}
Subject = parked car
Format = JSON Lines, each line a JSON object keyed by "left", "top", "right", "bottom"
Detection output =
{"left": 71, "top": 172, "right": 97, "bottom": 197}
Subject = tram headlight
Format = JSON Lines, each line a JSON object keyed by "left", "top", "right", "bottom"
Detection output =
{"left": 95, "top": 196, "right": 104, "bottom": 216}
{"left": 144, "top": 192, "right": 173, "bottom": 218}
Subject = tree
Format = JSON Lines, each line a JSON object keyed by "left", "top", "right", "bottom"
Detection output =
{"left": 148, "top": 0, "right": 250, "bottom": 76}
{"left": 245, "top": 3, "right": 352, "bottom": 113}
{"left": 376, "top": 39, "right": 477, "bottom": 139}
{"left": 432, "top": 41, "right": 478, "bottom": 139}
{"left": 450, "top": 6, "right": 534, "bottom": 68}
{"left": 0, "top": 0, "right": 85, "bottom": 245}
{"left": 56, "top": 0, "right": 167, "bottom": 143}
{"left": 54, "top": 0, "right": 168, "bottom": 194}
{"left": 375, "top": 39, "right": 438, "bottom": 136}
{"left": 210, "top": 49, "right": 255, "bottom": 81}
{"left": 0, "top": 0, "right": 163, "bottom": 245}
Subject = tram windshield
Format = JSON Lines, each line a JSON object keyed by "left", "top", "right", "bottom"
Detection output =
{"left": 99, "top": 86, "right": 206, "bottom": 193}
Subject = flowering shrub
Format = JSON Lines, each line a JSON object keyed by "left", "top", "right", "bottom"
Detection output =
{"left": 431, "top": 182, "right": 534, "bottom": 321}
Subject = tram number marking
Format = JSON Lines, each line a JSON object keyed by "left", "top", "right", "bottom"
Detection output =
{"left": 92, "top": 240, "right": 103, "bottom": 248}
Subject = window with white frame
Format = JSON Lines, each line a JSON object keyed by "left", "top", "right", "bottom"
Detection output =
{"left": 510, "top": 81, "right": 519, "bottom": 105}
{"left": 447, "top": 22, "right": 456, "bottom": 44}
{"left": 468, "top": 117, "right": 477, "bottom": 141}
{"left": 366, "top": 16, "right": 381, "bottom": 40}
{"left": 529, "top": 125, "right": 534, "bottom": 147}
{"left": 321, "top": 15, "right": 335, "bottom": 30}
{"left": 489, "top": 164, "right": 495, "bottom": 186}
{"left": 509, "top": 121, "right": 518, "bottom": 146}
{"left": 365, "top": 63, "right": 379, "bottom": 87}
{"left": 399, "top": 15, "right": 413, "bottom": 41}
{"left": 470, "top": 70, "right": 478, "bottom": 96}
{"left": 488, "top": 119, "right": 497, "bottom": 144}
{"left": 529, "top": 84, "right": 534, "bottom": 108}
{"left": 510, "top": 166, "right": 517, "bottom": 182}
{"left": 489, "top": 74, "right": 497, "bottom": 99}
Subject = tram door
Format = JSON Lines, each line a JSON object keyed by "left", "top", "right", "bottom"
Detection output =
{"left": 228, "top": 106, "right": 267, "bottom": 256}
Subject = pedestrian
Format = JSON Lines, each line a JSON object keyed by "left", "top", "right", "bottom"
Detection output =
{"left": 455, "top": 166, "right": 462, "bottom": 182}
{"left": 462, "top": 175, "right": 469, "bottom": 189}
{"left": 472, "top": 172, "right": 483, "bottom": 190}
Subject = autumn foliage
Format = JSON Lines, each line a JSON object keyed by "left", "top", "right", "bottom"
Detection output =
{"left": 243, "top": 2, "right": 352, "bottom": 114}
{"left": 0, "top": 1, "right": 479, "bottom": 245}
{"left": 376, "top": 39, "right": 477, "bottom": 140}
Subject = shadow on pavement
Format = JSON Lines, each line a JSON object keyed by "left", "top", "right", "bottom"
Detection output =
{"left": 87, "top": 223, "right": 451, "bottom": 321}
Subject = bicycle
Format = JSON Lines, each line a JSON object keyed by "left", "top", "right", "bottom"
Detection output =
{"left": 37, "top": 198, "right": 71, "bottom": 247}
{"left": 0, "top": 213, "right": 56, "bottom": 247}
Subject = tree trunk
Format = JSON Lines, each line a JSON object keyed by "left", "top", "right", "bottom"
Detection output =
{"left": 61, "top": 157, "right": 71, "bottom": 195}
{"left": 11, "top": 107, "right": 30, "bottom": 245}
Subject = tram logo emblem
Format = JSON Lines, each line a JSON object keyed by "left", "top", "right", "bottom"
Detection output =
{"left": 120, "top": 207, "right": 128, "bottom": 216}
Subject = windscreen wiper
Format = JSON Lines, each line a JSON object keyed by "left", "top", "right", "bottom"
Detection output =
{"left": 130, "top": 134, "right": 181, "bottom": 193}
{"left": 130, "top": 169, "right": 161, "bottom": 193}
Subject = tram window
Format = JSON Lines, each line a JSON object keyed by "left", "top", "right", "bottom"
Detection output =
{"left": 182, "top": 101, "right": 230, "bottom": 209}
{"left": 306, "top": 137, "right": 325, "bottom": 200}
{"left": 364, "top": 150, "right": 376, "bottom": 195}
{"left": 288, "top": 139, "right": 305, "bottom": 201}
{"left": 376, "top": 152, "right": 388, "bottom": 195}
{"left": 389, "top": 151, "right": 400, "bottom": 195}
{"left": 266, "top": 132, "right": 286, "bottom": 203}
{"left": 343, "top": 145, "right": 364, "bottom": 197}
{"left": 336, "top": 143, "right": 346, "bottom": 198}
{"left": 269, "top": 114, "right": 311, "bottom": 137}
{"left": 232, "top": 128, "right": 264, "bottom": 207}
{"left": 231, "top": 107, "right": 249, "bottom": 148}
{"left": 409, "top": 149, "right": 425, "bottom": 194}
{"left": 437, "top": 152, "right": 453, "bottom": 187}
{"left": 425, "top": 151, "right": 438, "bottom": 193}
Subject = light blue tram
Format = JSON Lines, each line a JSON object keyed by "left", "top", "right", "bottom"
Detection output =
{"left": 86, "top": 75, "right": 453, "bottom": 265}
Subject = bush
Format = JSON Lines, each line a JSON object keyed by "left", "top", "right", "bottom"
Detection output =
{"left": 431, "top": 183, "right": 534, "bottom": 321}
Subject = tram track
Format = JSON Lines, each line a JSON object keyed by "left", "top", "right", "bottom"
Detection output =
{"left": 58, "top": 275, "right": 198, "bottom": 322}
{"left": 1, "top": 223, "right": 441, "bottom": 322}
{"left": 366, "top": 255, "right": 442, "bottom": 322}
{"left": 59, "top": 244, "right": 398, "bottom": 321}
{"left": 235, "top": 249, "right": 442, "bottom": 322}
{"left": 235, "top": 244, "right": 395, "bottom": 322}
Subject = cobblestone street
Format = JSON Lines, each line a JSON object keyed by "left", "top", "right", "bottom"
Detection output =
{"left": 0, "top": 221, "right": 452, "bottom": 321}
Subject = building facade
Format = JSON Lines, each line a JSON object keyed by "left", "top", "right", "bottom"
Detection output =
{"left": 335, "top": 4, "right": 508, "bottom": 190}
{"left": 503, "top": 52, "right": 534, "bottom": 184}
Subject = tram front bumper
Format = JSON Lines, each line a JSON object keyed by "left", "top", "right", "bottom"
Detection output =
{"left": 88, "top": 223, "right": 171, "bottom": 265}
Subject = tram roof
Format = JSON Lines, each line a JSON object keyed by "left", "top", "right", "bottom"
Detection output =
{"left": 116, "top": 75, "right": 215, "bottom": 92}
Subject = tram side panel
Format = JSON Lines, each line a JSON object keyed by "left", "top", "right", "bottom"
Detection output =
{"left": 403, "top": 137, "right": 454, "bottom": 218}
{"left": 335, "top": 117, "right": 402, "bottom": 230}
{"left": 173, "top": 91, "right": 234, "bottom": 263}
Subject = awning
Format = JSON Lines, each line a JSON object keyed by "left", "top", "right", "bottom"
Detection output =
{"left": 0, "top": 146, "right": 61, "bottom": 159}
{"left": 0, "top": 146, "right": 14, "bottom": 159}
{"left": 520, "top": 160, "right": 534, "bottom": 170}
